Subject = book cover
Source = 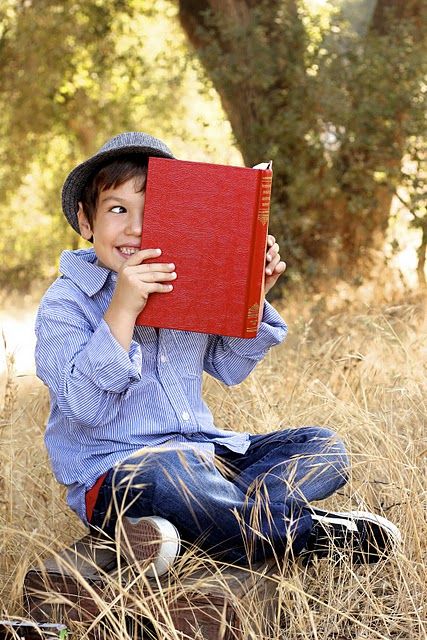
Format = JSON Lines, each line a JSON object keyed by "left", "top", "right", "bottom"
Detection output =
{"left": 135, "top": 157, "right": 273, "bottom": 338}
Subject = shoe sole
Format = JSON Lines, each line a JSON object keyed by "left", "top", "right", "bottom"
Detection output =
{"left": 119, "top": 516, "right": 181, "bottom": 577}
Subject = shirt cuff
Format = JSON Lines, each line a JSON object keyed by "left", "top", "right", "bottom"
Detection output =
{"left": 74, "top": 319, "right": 142, "bottom": 392}
{"left": 225, "top": 301, "right": 287, "bottom": 358}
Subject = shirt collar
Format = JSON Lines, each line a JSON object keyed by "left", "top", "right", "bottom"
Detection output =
{"left": 59, "top": 248, "right": 114, "bottom": 296}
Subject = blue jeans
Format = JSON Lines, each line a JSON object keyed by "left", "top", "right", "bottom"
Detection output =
{"left": 90, "top": 427, "right": 349, "bottom": 564}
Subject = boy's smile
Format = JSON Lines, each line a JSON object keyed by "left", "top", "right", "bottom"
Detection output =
{"left": 78, "top": 178, "right": 145, "bottom": 272}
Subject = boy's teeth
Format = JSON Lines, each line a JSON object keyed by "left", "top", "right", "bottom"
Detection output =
{"left": 119, "top": 247, "right": 138, "bottom": 255}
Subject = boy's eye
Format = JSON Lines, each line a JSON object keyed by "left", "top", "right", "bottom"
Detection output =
{"left": 110, "top": 205, "right": 126, "bottom": 214}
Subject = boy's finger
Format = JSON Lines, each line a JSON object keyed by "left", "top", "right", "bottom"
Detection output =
{"left": 275, "top": 260, "right": 287, "bottom": 275}
{"left": 138, "top": 271, "right": 177, "bottom": 283}
{"left": 265, "top": 254, "right": 280, "bottom": 275}
{"left": 131, "top": 262, "right": 175, "bottom": 274}
{"left": 144, "top": 282, "right": 175, "bottom": 294}
{"left": 266, "top": 242, "right": 279, "bottom": 261}
{"left": 266, "top": 259, "right": 286, "bottom": 278}
{"left": 124, "top": 248, "right": 162, "bottom": 266}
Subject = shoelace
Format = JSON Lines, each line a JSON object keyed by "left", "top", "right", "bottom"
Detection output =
{"left": 306, "top": 518, "right": 364, "bottom": 555}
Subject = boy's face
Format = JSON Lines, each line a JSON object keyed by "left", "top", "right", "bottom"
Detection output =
{"left": 78, "top": 177, "right": 145, "bottom": 272}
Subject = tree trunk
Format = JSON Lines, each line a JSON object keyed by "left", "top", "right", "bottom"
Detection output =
{"left": 178, "top": 0, "right": 425, "bottom": 282}
{"left": 417, "top": 226, "right": 427, "bottom": 289}
{"left": 179, "top": 0, "right": 305, "bottom": 167}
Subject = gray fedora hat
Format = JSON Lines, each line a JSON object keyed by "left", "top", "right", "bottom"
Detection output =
{"left": 62, "top": 131, "right": 174, "bottom": 235}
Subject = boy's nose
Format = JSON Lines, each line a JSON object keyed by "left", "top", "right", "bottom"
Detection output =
{"left": 126, "top": 210, "right": 143, "bottom": 236}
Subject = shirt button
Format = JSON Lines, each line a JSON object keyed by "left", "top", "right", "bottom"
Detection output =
{"left": 182, "top": 411, "right": 190, "bottom": 421}
{"left": 160, "top": 355, "right": 168, "bottom": 363}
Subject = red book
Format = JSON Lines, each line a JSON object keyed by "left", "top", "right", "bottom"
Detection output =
{"left": 136, "top": 157, "right": 273, "bottom": 338}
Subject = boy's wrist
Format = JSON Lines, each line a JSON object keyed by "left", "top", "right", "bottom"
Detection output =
{"left": 105, "top": 300, "right": 137, "bottom": 327}
{"left": 104, "top": 302, "right": 136, "bottom": 351}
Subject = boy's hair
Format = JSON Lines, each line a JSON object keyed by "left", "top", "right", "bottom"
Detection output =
{"left": 81, "top": 155, "right": 148, "bottom": 230}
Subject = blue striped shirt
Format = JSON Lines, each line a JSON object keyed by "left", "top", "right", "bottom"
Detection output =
{"left": 35, "top": 248, "right": 287, "bottom": 524}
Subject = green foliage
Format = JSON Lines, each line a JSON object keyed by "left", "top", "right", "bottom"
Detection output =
{"left": 0, "top": 0, "right": 147, "bottom": 289}
{"left": 0, "top": 0, "right": 238, "bottom": 291}
{"left": 0, "top": 0, "right": 426, "bottom": 291}
{"left": 179, "top": 0, "right": 427, "bottom": 282}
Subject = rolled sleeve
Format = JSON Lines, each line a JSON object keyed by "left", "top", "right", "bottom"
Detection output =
{"left": 35, "top": 308, "right": 142, "bottom": 428}
{"left": 75, "top": 319, "right": 141, "bottom": 392}
{"left": 204, "top": 301, "right": 287, "bottom": 385}
{"left": 224, "top": 301, "right": 288, "bottom": 358}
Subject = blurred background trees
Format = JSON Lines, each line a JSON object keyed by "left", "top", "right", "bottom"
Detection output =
{"left": 0, "top": 0, "right": 425, "bottom": 292}
{"left": 179, "top": 0, "right": 426, "bottom": 283}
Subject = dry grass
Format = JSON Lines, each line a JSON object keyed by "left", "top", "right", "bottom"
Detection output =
{"left": 0, "top": 292, "right": 426, "bottom": 638}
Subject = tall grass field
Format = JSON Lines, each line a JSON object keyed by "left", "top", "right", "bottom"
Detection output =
{"left": 0, "top": 292, "right": 426, "bottom": 639}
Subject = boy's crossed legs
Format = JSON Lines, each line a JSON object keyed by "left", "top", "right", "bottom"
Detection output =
{"left": 89, "top": 426, "right": 400, "bottom": 572}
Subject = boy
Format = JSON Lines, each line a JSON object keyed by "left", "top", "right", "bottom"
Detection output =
{"left": 35, "top": 131, "right": 400, "bottom": 575}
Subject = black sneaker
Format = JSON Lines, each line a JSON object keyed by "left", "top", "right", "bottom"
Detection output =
{"left": 301, "top": 508, "right": 402, "bottom": 565}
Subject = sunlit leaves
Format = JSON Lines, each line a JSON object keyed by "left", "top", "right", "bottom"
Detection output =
{"left": 179, "top": 0, "right": 426, "bottom": 282}
{"left": 0, "top": 0, "right": 425, "bottom": 289}
{"left": 0, "top": 0, "right": 239, "bottom": 290}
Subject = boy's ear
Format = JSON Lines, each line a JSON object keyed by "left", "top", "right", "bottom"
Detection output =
{"left": 77, "top": 203, "right": 93, "bottom": 241}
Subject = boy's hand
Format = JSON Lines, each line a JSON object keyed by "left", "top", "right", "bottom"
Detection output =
{"left": 113, "top": 248, "right": 176, "bottom": 316}
{"left": 264, "top": 235, "right": 286, "bottom": 295}
{"left": 105, "top": 248, "right": 176, "bottom": 350}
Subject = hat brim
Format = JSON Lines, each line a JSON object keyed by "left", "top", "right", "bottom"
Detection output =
{"left": 62, "top": 144, "right": 174, "bottom": 235}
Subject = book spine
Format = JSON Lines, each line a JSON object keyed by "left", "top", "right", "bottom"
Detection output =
{"left": 243, "top": 170, "right": 273, "bottom": 338}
